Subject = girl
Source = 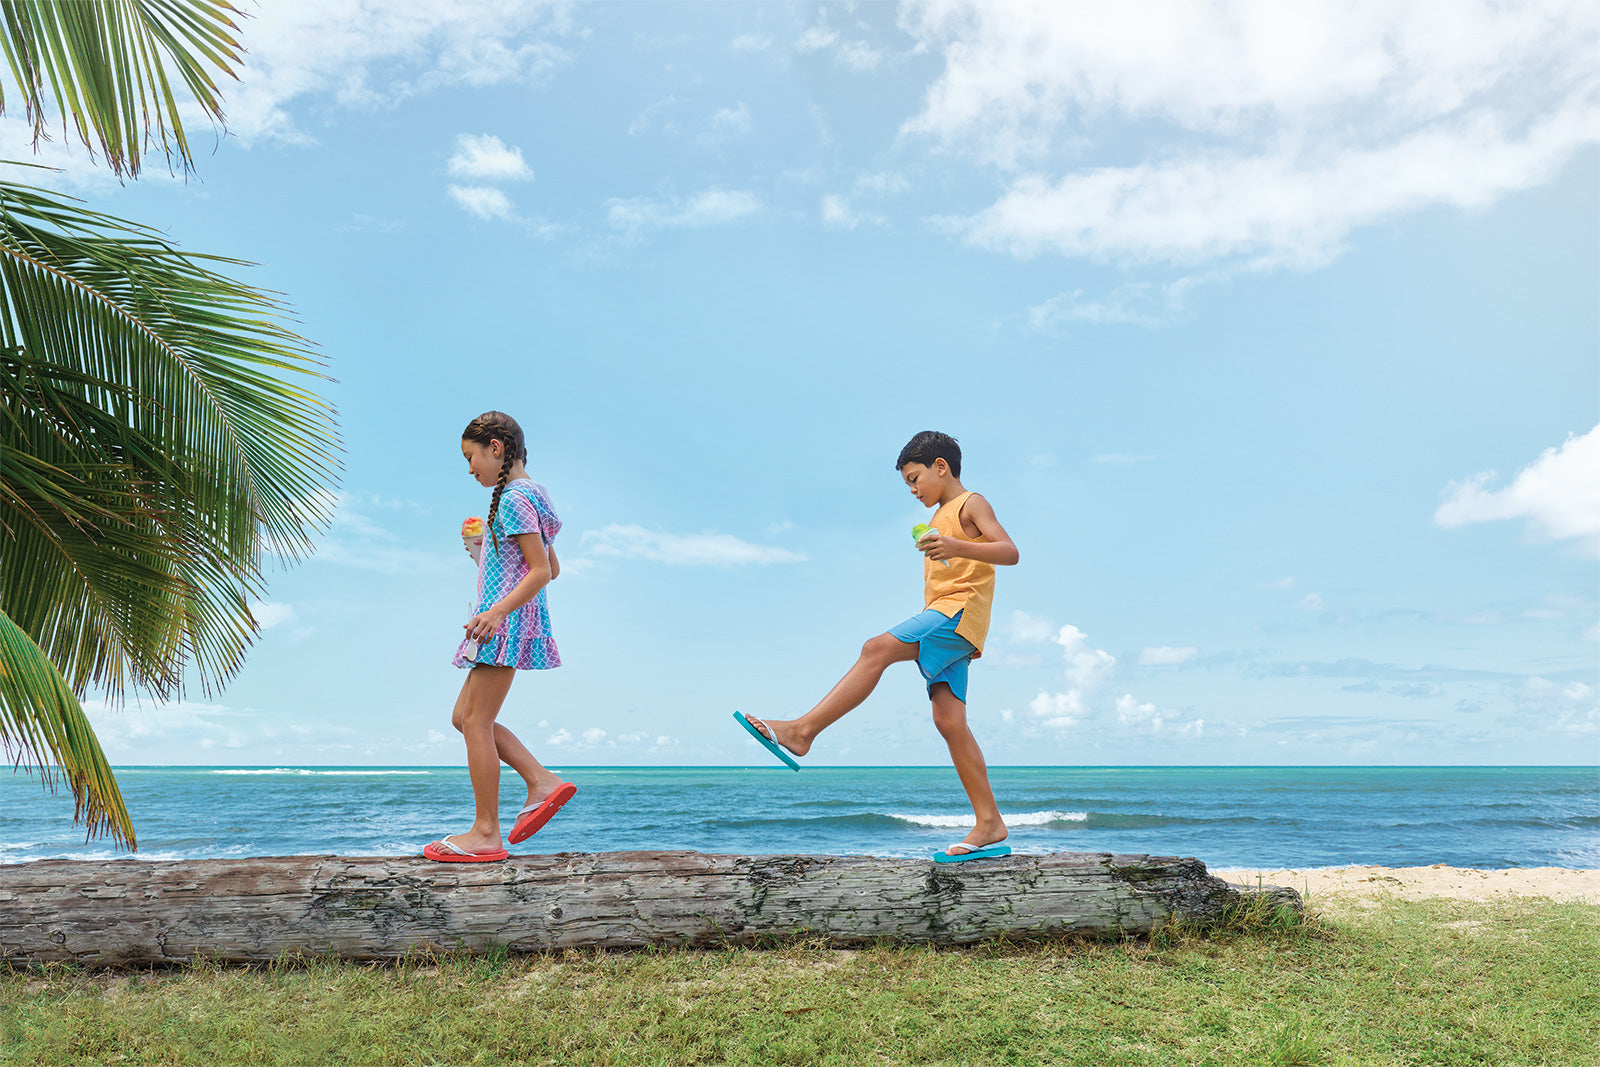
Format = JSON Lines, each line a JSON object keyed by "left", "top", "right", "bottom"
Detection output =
{"left": 424, "top": 411, "right": 576, "bottom": 862}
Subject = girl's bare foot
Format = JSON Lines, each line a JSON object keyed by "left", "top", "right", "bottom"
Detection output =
{"left": 746, "top": 716, "right": 812, "bottom": 757}
{"left": 430, "top": 828, "right": 504, "bottom": 854}
{"left": 522, "top": 772, "right": 569, "bottom": 812}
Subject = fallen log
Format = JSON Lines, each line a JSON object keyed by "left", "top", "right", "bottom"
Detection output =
{"left": 0, "top": 850, "right": 1299, "bottom": 966}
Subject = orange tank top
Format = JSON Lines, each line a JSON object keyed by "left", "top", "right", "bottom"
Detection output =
{"left": 922, "top": 490, "right": 995, "bottom": 656}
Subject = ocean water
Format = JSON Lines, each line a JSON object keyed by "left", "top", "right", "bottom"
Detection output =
{"left": 2, "top": 765, "right": 1596, "bottom": 869}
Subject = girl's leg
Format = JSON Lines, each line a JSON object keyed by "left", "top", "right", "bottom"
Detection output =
{"left": 492, "top": 723, "right": 567, "bottom": 808}
{"left": 753, "top": 633, "right": 919, "bottom": 756}
{"left": 438, "top": 665, "right": 516, "bottom": 852}
{"left": 929, "top": 683, "right": 1007, "bottom": 849}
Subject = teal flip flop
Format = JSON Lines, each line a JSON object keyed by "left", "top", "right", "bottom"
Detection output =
{"left": 733, "top": 711, "right": 801, "bottom": 772}
{"left": 934, "top": 843, "right": 1012, "bottom": 863}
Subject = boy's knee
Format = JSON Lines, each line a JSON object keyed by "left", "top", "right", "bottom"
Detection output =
{"left": 861, "top": 633, "right": 908, "bottom": 665}
{"left": 930, "top": 692, "right": 967, "bottom": 737}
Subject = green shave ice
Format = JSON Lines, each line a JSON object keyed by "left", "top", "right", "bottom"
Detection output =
{"left": 912, "top": 523, "right": 950, "bottom": 567}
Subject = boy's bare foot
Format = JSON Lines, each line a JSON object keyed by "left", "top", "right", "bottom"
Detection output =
{"left": 954, "top": 824, "right": 1008, "bottom": 851}
{"left": 745, "top": 716, "right": 811, "bottom": 757}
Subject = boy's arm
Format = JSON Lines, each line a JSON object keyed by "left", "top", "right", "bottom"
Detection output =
{"left": 921, "top": 494, "right": 1020, "bottom": 565}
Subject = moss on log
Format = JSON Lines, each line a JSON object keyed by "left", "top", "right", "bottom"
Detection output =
{"left": 0, "top": 850, "right": 1299, "bottom": 966}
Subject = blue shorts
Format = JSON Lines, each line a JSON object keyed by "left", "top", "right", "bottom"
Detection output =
{"left": 888, "top": 609, "right": 976, "bottom": 704}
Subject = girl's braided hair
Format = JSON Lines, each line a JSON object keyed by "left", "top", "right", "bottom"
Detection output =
{"left": 462, "top": 411, "right": 527, "bottom": 553}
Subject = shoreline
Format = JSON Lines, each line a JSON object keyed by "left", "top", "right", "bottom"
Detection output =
{"left": 1212, "top": 864, "right": 1600, "bottom": 904}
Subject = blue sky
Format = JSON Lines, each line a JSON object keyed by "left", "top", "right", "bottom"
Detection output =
{"left": 8, "top": 1, "right": 1596, "bottom": 766}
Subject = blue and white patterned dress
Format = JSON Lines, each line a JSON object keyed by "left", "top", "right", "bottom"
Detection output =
{"left": 452, "top": 479, "right": 561, "bottom": 670}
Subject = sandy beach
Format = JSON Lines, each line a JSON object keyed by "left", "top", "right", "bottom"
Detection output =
{"left": 1212, "top": 865, "right": 1600, "bottom": 904}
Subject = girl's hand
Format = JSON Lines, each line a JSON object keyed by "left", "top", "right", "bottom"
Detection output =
{"left": 919, "top": 530, "right": 957, "bottom": 561}
{"left": 464, "top": 607, "right": 507, "bottom": 642}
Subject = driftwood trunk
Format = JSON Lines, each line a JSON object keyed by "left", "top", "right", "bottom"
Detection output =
{"left": 0, "top": 850, "right": 1298, "bottom": 967}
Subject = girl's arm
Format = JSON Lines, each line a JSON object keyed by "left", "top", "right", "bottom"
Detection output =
{"left": 548, "top": 543, "right": 560, "bottom": 581}
{"left": 464, "top": 532, "right": 552, "bottom": 642}
{"left": 920, "top": 494, "right": 1020, "bottom": 565}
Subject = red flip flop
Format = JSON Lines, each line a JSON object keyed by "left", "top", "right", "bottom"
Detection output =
{"left": 509, "top": 782, "right": 578, "bottom": 844}
{"left": 423, "top": 836, "right": 509, "bottom": 863}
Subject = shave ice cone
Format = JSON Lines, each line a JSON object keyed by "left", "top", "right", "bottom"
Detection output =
{"left": 912, "top": 523, "right": 950, "bottom": 567}
{"left": 462, "top": 515, "right": 485, "bottom": 565}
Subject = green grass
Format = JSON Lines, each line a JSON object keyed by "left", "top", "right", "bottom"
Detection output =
{"left": 1, "top": 895, "right": 1595, "bottom": 1065}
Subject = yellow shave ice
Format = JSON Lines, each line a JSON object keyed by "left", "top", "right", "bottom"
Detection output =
{"left": 912, "top": 523, "right": 950, "bottom": 567}
{"left": 462, "top": 515, "right": 485, "bottom": 565}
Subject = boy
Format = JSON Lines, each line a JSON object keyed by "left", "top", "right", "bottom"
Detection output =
{"left": 735, "top": 430, "right": 1020, "bottom": 862}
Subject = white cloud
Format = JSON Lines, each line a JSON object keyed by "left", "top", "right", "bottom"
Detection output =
{"left": 250, "top": 601, "right": 295, "bottom": 630}
{"left": 1057, "top": 624, "right": 1116, "bottom": 689}
{"left": 627, "top": 95, "right": 682, "bottom": 137}
{"left": 795, "top": 25, "right": 839, "bottom": 53}
{"left": 902, "top": 0, "right": 1600, "bottom": 268}
{"left": 820, "top": 172, "right": 905, "bottom": 231}
{"left": 836, "top": 41, "right": 883, "bottom": 72}
{"left": 709, "top": 103, "right": 753, "bottom": 137}
{"left": 1435, "top": 425, "right": 1600, "bottom": 554}
{"left": 1300, "top": 593, "right": 1326, "bottom": 611}
{"left": 582, "top": 524, "right": 807, "bottom": 567}
{"left": 730, "top": 33, "right": 772, "bottom": 53}
{"left": 1029, "top": 690, "right": 1080, "bottom": 729}
{"left": 447, "top": 133, "right": 533, "bottom": 181}
{"left": 1007, "top": 610, "right": 1057, "bottom": 644}
{"left": 855, "top": 172, "right": 909, "bottom": 195}
{"left": 1512, "top": 676, "right": 1598, "bottom": 735}
{"left": 0, "top": 118, "right": 129, "bottom": 190}
{"left": 310, "top": 492, "right": 453, "bottom": 575}
{"left": 1116, "top": 693, "right": 1205, "bottom": 737}
{"left": 547, "top": 728, "right": 573, "bottom": 745}
{"left": 81, "top": 697, "right": 357, "bottom": 758}
{"left": 224, "top": 1, "right": 574, "bottom": 145}
{"left": 581, "top": 728, "right": 607, "bottom": 744}
{"left": 447, "top": 184, "right": 516, "bottom": 220}
{"left": 1139, "top": 645, "right": 1196, "bottom": 666}
{"left": 1115, "top": 693, "right": 1157, "bottom": 724}
{"left": 1028, "top": 622, "right": 1116, "bottom": 730}
{"left": 1029, "top": 277, "right": 1202, "bottom": 329}
{"left": 794, "top": 17, "right": 882, "bottom": 71}
{"left": 821, "top": 194, "right": 875, "bottom": 230}
{"left": 606, "top": 189, "right": 761, "bottom": 235}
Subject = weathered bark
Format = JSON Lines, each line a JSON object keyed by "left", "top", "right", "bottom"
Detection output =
{"left": 0, "top": 850, "right": 1299, "bottom": 966}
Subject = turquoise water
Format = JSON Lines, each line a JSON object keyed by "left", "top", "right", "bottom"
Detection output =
{"left": 2, "top": 765, "right": 1596, "bottom": 868}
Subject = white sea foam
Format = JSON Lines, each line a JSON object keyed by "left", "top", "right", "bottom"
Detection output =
{"left": 209, "top": 769, "right": 430, "bottom": 776}
{"left": 892, "top": 810, "right": 1088, "bottom": 829}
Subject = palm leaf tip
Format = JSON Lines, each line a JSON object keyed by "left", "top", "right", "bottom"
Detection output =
{"left": 0, "top": 0, "right": 245, "bottom": 179}
{"left": 0, "top": 608, "right": 135, "bottom": 848}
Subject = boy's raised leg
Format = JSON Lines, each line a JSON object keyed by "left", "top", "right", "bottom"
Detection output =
{"left": 750, "top": 633, "right": 919, "bottom": 756}
{"left": 930, "top": 683, "right": 1008, "bottom": 850}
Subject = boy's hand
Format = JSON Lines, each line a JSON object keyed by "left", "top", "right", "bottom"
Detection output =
{"left": 919, "top": 530, "right": 957, "bottom": 561}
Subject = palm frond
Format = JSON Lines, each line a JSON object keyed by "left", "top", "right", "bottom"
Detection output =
{"left": 0, "top": 606, "right": 134, "bottom": 847}
{"left": 0, "top": 175, "right": 341, "bottom": 706}
{"left": 0, "top": 0, "right": 241, "bottom": 178}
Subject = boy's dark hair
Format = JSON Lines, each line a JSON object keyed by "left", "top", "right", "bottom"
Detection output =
{"left": 896, "top": 430, "right": 961, "bottom": 478}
